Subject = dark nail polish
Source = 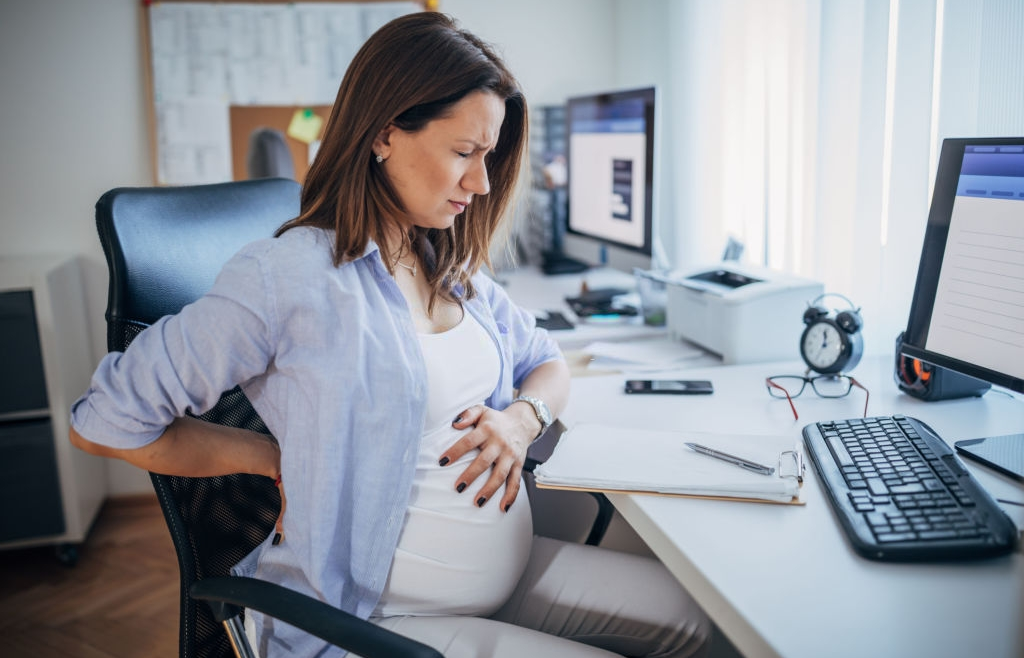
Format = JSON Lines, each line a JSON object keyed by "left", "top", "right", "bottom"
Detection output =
{"left": 438, "top": 456, "right": 450, "bottom": 466}
{"left": 272, "top": 532, "right": 282, "bottom": 546}
{"left": 477, "top": 496, "right": 487, "bottom": 507}
{"left": 456, "top": 482, "right": 467, "bottom": 493}
{"left": 504, "top": 503, "right": 512, "bottom": 513}
{"left": 452, "top": 415, "right": 463, "bottom": 424}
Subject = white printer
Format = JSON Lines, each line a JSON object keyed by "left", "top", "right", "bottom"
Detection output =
{"left": 665, "top": 263, "right": 823, "bottom": 364}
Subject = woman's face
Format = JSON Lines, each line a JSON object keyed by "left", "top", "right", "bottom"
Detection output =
{"left": 375, "top": 90, "right": 505, "bottom": 231}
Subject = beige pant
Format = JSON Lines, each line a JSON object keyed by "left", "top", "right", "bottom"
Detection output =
{"left": 370, "top": 536, "right": 711, "bottom": 658}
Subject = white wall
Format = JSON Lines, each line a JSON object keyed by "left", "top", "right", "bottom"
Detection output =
{"left": 443, "top": 0, "right": 617, "bottom": 106}
{"left": 0, "top": 1, "right": 153, "bottom": 257}
{"left": 612, "top": 0, "right": 674, "bottom": 267}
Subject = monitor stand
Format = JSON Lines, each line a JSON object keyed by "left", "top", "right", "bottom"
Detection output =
{"left": 541, "top": 249, "right": 589, "bottom": 275}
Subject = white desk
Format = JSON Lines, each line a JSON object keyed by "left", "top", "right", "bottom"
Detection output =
{"left": 560, "top": 354, "right": 1024, "bottom": 658}
{"left": 495, "top": 265, "right": 666, "bottom": 350}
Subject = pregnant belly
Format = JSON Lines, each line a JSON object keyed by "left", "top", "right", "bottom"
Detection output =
{"left": 374, "top": 462, "right": 534, "bottom": 617}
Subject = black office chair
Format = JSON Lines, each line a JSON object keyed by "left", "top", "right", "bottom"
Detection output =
{"left": 94, "top": 178, "right": 443, "bottom": 658}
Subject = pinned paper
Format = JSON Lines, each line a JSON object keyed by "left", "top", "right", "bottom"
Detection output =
{"left": 287, "top": 108, "right": 324, "bottom": 144}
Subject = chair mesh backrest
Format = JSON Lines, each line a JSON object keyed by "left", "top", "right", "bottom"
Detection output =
{"left": 96, "top": 179, "right": 301, "bottom": 658}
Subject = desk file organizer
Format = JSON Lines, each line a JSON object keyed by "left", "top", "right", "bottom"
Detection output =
{"left": 565, "top": 288, "right": 638, "bottom": 318}
{"left": 535, "top": 424, "right": 805, "bottom": 504}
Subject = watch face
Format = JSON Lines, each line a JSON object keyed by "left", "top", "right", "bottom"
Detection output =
{"left": 801, "top": 321, "right": 846, "bottom": 372}
{"left": 536, "top": 401, "right": 552, "bottom": 426}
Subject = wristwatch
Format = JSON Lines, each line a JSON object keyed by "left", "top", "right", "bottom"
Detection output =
{"left": 512, "top": 395, "right": 553, "bottom": 439}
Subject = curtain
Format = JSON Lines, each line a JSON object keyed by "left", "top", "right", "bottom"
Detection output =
{"left": 662, "top": 0, "right": 1024, "bottom": 355}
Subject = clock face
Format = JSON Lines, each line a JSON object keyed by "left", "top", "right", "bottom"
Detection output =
{"left": 801, "top": 321, "right": 844, "bottom": 371}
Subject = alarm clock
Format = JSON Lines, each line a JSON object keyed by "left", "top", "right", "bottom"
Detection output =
{"left": 800, "top": 293, "right": 863, "bottom": 375}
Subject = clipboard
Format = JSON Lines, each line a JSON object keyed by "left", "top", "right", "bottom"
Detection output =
{"left": 534, "top": 423, "right": 805, "bottom": 505}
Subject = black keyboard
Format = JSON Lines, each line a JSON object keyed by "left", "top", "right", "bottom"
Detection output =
{"left": 803, "top": 415, "right": 1018, "bottom": 561}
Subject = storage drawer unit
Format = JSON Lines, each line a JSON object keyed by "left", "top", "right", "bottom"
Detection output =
{"left": 0, "top": 255, "right": 106, "bottom": 562}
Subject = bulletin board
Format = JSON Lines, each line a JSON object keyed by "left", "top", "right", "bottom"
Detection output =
{"left": 142, "top": 0, "right": 428, "bottom": 185}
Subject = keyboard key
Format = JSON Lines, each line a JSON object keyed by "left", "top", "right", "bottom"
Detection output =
{"left": 877, "top": 532, "right": 917, "bottom": 543}
{"left": 866, "top": 512, "right": 888, "bottom": 526}
{"left": 827, "top": 436, "right": 855, "bottom": 467}
{"left": 867, "top": 477, "right": 889, "bottom": 496}
{"left": 890, "top": 483, "right": 925, "bottom": 494}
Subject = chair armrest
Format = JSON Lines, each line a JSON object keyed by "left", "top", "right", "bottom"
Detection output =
{"left": 523, "top": 419, "right": 613, "bottom": 546}
{"left": 524, "top": 418, "right": 566, "bottom": 472}
{"left": 190, "top": 576, "right": 444, "bottom": 658}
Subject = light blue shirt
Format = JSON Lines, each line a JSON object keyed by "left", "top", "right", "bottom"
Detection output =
{"left": 70, "top": 226, "right": 563, "bottom": 657}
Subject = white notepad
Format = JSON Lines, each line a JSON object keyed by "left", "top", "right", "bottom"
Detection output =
{"left": 534, "top": 423, "right": 804, "bottom": 504}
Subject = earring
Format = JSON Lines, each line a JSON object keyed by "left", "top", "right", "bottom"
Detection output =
{"left": 375, "top": 154, "right": 384, "bottom": 164}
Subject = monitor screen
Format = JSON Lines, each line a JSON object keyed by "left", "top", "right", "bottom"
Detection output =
{"left": 901, "top": 137, "right": 1024, "bottom": 394}
{"left": 562, "top": 87, "right": 656, "bottom": 271}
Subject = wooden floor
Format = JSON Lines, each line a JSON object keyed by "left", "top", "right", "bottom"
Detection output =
{"left": 0, "top": 495, "right": 179, "bottom": 657}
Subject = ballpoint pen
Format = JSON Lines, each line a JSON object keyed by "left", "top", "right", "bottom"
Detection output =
{"left": 685, "top": 442, "right": 775, "bottom": 476}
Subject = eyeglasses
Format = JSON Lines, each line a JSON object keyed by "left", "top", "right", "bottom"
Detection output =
{"left": 765, "top": 374, "right": 869, "bottom": 421}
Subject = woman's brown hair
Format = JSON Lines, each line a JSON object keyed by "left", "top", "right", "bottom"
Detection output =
{"left": 277, "top": 12, "right": 528, "bottom": 306}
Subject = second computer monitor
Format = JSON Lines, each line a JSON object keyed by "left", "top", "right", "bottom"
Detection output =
{"left": 901, "top": 137, "right": 1024, "bottom": 394}
{"left": 562, "top": 86, "right": 657, "bottom": 272}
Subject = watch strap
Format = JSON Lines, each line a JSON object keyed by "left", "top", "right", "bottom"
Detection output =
{"left": 512, "top": 395, "right": 552, "bottom": 439}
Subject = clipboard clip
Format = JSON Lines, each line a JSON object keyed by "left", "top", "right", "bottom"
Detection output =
{"left": 779, "top": 449, "right": 805, "bottom": 484}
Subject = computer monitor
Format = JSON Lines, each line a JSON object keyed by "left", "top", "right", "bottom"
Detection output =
{"left": 901, "top": 137, "right": 1024, "bottom": 478}
{"left": 544, "top": 86, "right": 657, "bottom": 274}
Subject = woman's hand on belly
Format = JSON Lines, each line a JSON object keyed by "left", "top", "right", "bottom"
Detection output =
{"left": 438, "top": 404, "right": 532, "bottom": 512}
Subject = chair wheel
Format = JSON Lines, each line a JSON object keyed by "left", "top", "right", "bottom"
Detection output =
{"left": 55, "top": 543, "right": 80, "bottom": 567}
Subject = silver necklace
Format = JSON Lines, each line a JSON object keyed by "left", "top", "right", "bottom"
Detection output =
{"left": 394, "top": 259, "right": 417, "bottom": 277}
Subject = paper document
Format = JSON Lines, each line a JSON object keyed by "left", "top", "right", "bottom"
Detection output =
{"left": 584, "top": 339, "right": 705, "bottom": 371}
{"left": 535, "top": 424, "right": 803, "bottom": 503}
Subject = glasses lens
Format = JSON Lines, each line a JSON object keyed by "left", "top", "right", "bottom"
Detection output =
{"left": 766, "top": 376, "right": 806, "bottom": 399}
{"left": 811, "top": 375, "right": 852, "bottom": 398}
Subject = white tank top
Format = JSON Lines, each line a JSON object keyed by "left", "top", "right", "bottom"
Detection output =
{"left": 374, "top": 311, "right": 533, "bottom": 617}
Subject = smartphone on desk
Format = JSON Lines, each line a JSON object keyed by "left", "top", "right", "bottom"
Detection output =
{"left": 624, "top": 380, "right": 714, "bottom": 395}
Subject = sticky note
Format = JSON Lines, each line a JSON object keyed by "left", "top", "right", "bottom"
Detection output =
{"left": 287, "top": 108, "right": 324, "bottom": 144}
